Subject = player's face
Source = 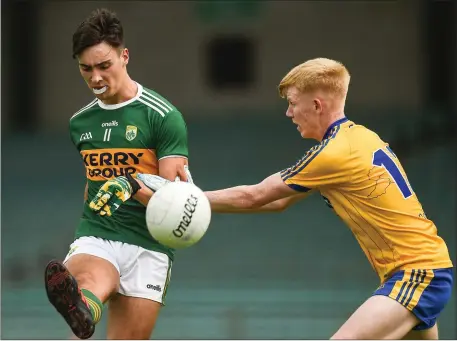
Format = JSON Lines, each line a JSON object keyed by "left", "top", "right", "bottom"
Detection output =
{"left": 285, "top": 86, "right": 322, "bottom": 140}
{"left": 78, "top": 42, "right": 129, "bottom": 103}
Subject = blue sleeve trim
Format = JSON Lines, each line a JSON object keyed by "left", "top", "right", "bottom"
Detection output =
{"left": 281, "top": 124, "right": 341, "bottom": 181}
{"left": 286, "top": 184, "right": 312, "bottom": 192}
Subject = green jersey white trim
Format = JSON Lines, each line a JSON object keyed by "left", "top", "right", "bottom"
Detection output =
{"left": 138, "top": 97, "right": 166, "bottom": 117}
{"left": 142, "top": 90, "right": 173, "bottom": 112}
{"left": 71, "top": 99, "right": 98, "bottom": 120}
{"left": 158, "top": 154, "right": 188, "bottom": 161}
{"left": 97, "top": 83, "right": 143, "bottom": 110}
{"left": 70, "top": 83, "right": 176, "bottom": 120}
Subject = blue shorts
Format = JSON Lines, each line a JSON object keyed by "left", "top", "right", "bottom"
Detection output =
{"left": 373, "top": 268, "right": 453, "bottom": 330}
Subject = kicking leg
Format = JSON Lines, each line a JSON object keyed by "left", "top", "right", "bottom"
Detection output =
{"left": 64, "top": 253, "right": 119, "bottom": 302}
{"left": 45, "top": 259, "right": 96, "bottom": 339}
{"left": 45, "top": 237, "right": 120, "bottom": 339}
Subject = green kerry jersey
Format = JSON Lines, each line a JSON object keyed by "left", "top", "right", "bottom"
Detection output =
{"left": 69, "top": 83, "right": 189, "bottom": 260}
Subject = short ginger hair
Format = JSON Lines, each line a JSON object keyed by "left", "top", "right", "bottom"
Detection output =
{"left": 278, "top": 58, "right": 350, "bottom": 99}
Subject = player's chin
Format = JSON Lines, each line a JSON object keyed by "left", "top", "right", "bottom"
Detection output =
{"left": 298, "top": 127, "right": 308, "bottom": 138}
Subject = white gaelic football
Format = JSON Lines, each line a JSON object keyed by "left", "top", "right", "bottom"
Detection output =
{"left": 146, "top": 181, "right": 211, "bottom": 249}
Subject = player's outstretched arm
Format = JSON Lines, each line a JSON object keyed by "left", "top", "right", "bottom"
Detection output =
{"left": 205, "top": 172, "right": 298, "bottom": 213}
{"left": 236, "top": 191, "right": 310, "bottom": 213}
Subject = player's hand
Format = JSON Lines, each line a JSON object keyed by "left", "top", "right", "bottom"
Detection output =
{"left": 136, "top": 174, "right": 170, "bottom": 192}
{"left": 137, "top": 165, "right": 194, "bottom": 192}
{"left": 89, "top": 174, "right": 140, "bottom": 216}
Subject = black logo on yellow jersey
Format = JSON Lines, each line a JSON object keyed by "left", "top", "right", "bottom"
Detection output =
{"left": 80, "top": 148, "right": 158, "bottom": 181}
{"left": 83, "top": 151, "right": 143, "bottom": 167}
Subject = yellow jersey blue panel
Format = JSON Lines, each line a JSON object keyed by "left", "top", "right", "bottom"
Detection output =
{"left": 280, "top": 118, "right": 453, "bottom": 283}
{"left": 373, "top": 268, "right": 453, "bottom": 330}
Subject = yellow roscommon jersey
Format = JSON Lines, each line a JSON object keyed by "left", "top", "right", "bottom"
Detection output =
{"left": 280, "top": 118, "right": 453, "bottom": 283}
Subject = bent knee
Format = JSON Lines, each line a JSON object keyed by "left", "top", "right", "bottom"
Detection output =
{"left": 65, "top": 254, "right": 119, "bottom": 300}
{"left": 73, "top": 271, "right": 96, "bottom": 288}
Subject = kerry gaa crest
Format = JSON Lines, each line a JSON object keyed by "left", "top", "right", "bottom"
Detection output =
{"left": 126, "top": 125, "right": 137, "bottom": 141}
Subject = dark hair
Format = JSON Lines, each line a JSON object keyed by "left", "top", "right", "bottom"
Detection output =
{"left": 72, "top": 8, "right": 124, "bottom": 59}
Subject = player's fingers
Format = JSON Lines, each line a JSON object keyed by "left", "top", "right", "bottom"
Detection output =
{"left": 89, "top": 192, "right": 112, "bottom": 211}
{"left": 99, "top": 195, "right": 122, "bottom": 217}
{"left": 99, "top": 203, "right": 112, "bottom": 216}
{"left": 175, "top": 166, "right": 186, "bottom": 182}
{"left": 175, "top": 165, "right": 193, "bottom": 183}
{"left": 114, "top": 187, "right": 131, "bottom": 202}
{"left": 184, "top": 165, "right": 193, "bottom": 184}
{"left": 110, "top": 196, "right": 123, "bottom": 213}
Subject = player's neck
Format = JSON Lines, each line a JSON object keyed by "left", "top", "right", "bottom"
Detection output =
{"left": 319, "top": 112, "right": 346, "bottom": 141}
{"left": 102, "top": 77, "right": 138, "bottom": 105}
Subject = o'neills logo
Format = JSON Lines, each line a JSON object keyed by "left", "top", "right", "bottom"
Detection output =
{"left": 101, "top": 120, "right": 118, "bottom": 127}
{"left": 173, "top": 194, "right": 198, "bottom": 238}
{"left": 80, "top": 148, "right": 157, "bottom": 181}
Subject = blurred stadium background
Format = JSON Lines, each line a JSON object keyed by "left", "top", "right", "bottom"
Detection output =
{"left": 2, "top": 1, "right": 456, "bottom": 339}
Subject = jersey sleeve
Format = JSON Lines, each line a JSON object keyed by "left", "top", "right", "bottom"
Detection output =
{"left": 68, "top": 118, "right": 78, "bottom": 149}
{"left": 154, "top": 109, "right": 189, "bottom": 160}
{"left": 280, "top": 140, "right": 350, "bottom": 192}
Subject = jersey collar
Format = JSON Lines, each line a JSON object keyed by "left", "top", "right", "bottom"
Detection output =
{"left": 97, "top": 82, "right": 143, "bottom": 110}
{"left": 322, "top": 117, "right": 348, "bottom": 140}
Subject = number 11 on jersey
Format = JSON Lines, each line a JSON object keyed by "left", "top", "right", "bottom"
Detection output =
{"left": 372, "top": 147, "right": 414, "bottom": 199}
{"left": 103, "top": 128, "right": 112, "bottom": 142}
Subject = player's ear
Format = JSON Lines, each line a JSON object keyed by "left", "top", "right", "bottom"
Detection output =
{"left": 313, "top": 99, "right": 322, "bottom": 112}
{"left": 121, "top": 48, "right": 129, "bottom": 66}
